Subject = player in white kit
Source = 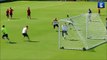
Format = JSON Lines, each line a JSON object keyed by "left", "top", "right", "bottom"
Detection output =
{"left": 22, "top": 26, "right": 30, "bottom": 41}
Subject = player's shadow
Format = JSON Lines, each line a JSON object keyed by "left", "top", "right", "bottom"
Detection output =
{"left": 9, "top": 42, "right": 17, "bottom": 44}
{"left": 11, "top": 18, "right": 20, "bottom": 20}
{"left": 28, "top": 40, "right": 40, "bottom": 43}
{"left": 30, "top": 18, "right": 37, "bottom": 20}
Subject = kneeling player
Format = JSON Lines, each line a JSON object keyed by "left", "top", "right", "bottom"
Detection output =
{"left": 22, "top": 26, "right": 30, "bottom": 41}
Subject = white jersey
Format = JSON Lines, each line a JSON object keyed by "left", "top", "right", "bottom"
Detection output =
{"left": 62, "top": 25, "right": 68, "bottom": 31}
{"left": 53, "top": 20, "right": 58, "bottom": 25}
{"left": 22, "top": 27, "right": 27, "bottom": 33}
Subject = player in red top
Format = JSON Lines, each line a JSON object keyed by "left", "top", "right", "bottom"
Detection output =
{"left": 27, "top": 7, "right": 31, "bottom": 19}
{"left": 6, "top": 9, "right": 9, "bottom": 18}
{"left": 9, "top": 7, "right": 13, "bottom": 19}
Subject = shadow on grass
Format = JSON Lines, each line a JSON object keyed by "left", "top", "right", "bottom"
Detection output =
{"left": 31, "top": 18, "right": 37, "bottom": 20}
{"left": 9, "top": 42, "right": 17, "bottom": 44}
{"left": 9, "top": 18, "right": 20, "bottom": 20}
{"left": 28, "top": 40, "right": 40, "bottom": 43}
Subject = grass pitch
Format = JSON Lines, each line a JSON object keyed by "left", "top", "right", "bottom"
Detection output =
{"left": 0, "top": 1, "right": 107, "bottom": 60}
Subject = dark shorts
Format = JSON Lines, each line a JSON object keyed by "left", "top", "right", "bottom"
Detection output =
{"left": 2, "top": 34, "right": 8, "bottom": 38}
{"left": 27, "top": 13, "right": 30, "bottom": 16}
{"left": 22, "top": 33, "right": 28, "bottom": 37}
{"left": 53, "top": 24, "right": 59, "bottom": 29}
{"left": 10, "top": 13, "right": 13, "bottom": 16}
{"left": 62, "top": 31, "right": 68, "bottom": 37}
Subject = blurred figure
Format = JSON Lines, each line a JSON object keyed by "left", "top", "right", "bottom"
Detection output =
{"left": 9, "top": 7, "right": 14, "bottom": 19}
{"left": 27, "top": 7, "right": 31, "bottom": 19}
{"left": 1, "top": 25, "right": 11, "bottom": 43}
{"left": 52, "top": 18, "right": 59, "bottom": 29}
{"left": 6, "top": 9, "right": 9, "bottom": 19}
{"left": 22, "top": 25, "right": 30, "bottom": 41}
{"left": 62, "top": 23, "right": 68, "bottom": 39}
{"left": 88, "top": 8, "right": 92, "bottom": 21}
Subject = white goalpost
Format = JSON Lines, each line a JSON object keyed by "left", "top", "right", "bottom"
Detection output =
{"left": 58, "top": 13, "right": 107, "bottom": 50}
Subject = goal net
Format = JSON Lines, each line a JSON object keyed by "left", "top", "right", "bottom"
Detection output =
{"left": 58, "top": 13, "right": 107, "bottom": 50}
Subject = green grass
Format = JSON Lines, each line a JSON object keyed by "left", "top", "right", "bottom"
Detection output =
{"left": 0, "top": 1, "right": 107, "bottom": 60}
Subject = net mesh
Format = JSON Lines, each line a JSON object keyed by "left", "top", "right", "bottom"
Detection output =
{"left": 59, "top": 13, "right": 107, "bottom": 50}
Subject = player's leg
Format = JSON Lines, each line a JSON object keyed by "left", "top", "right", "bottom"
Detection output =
{"left": 56, "top": 24, "right": 59, "bottom": 28}
{"left": 65, "top": 31, "right": 68, "bottom": 35}
{"left": 53, "top": 25, "right": 55, "bottom": 29}
{"left": 10, "top": 14, "right": 12, "bottom": 19}
{"left": 88, "top": 14, "right": 91, "bottom": 22}
{"left": 62, "top": 31, "right": 64, "bottom": 37}
{"left": 29, "top": 14, "right": 31, "bottom": 19}
{"left": 2, "top": 34, "right": 5, "bottom": 39}
{"left": 6, "top": 34, "right": 10, "bottom": 40}
{"left": 25, "top": 33, "right": 30, "bottom": 41}
{"left": 6, "top": 14, "right": 9, "bottom": 18}
{"left": 5, "top": 34, "right": 11, "bottom": 43}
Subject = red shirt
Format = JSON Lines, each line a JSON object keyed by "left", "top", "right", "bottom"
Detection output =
{"left": 27, "top": 9, "right": 31, "bottom": 15}
{"left": 10, "top": 9, "right": 13, "bottom": 14}
{"left": 6, "top": 9, "right": 9, "bottom": 14}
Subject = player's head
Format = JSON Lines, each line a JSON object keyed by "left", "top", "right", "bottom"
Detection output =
{"left": 67, "top": 14, "right": 69, "bottom": 17}
{"left": 10, "top": 7, "right": 12, "bottom": 9}
{"left": 2, "top": 25, "right": 5, "bottom": 28}
{"left": 89, "top": 8, "right": 91, "bottom": 10}
{"left": 26, "top": 25, "right": 28, "bottom": 28}
{"left": 55, "top": 18, "right": 57, "bottom": 20}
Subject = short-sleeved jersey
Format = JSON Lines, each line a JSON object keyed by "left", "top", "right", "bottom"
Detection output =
{"left": 1, "top": 27, "right": 7, "bottom": 34}
{"left": 22, "top": 27, "right": 28, "bottom": 33}
{"left": 6, "top": 9, "right": 9, "bottom": 14}
{"left": 10, "top": 9, "right": 13, "bottom": 14}
{"left": 27, "top": 9, "right": 31, "bottom": 14}
{"left": 62, "top": 25, "right": 68, "bottom": 31}
{"left": 53, "top": 20, "right": 58, "bottom": 25}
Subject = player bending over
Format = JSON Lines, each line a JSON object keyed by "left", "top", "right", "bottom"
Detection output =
{"left": 52, "top": 18, "right": 59, "bottom": 30}
{"left": 62, "top": 23, "right": 68, "bottom": 39}
{"left": 22, "top": 26, "right": 30, "bottom": 41}
{"left": 1, "top": 25, "right": 11, "bottom": 43}
{"left": 27, "top": 7, "right": 31, "bottom": 19}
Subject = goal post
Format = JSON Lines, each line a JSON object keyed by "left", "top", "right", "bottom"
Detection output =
{"left": 58, "top": 13, "right": 107, "bottom": 50}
